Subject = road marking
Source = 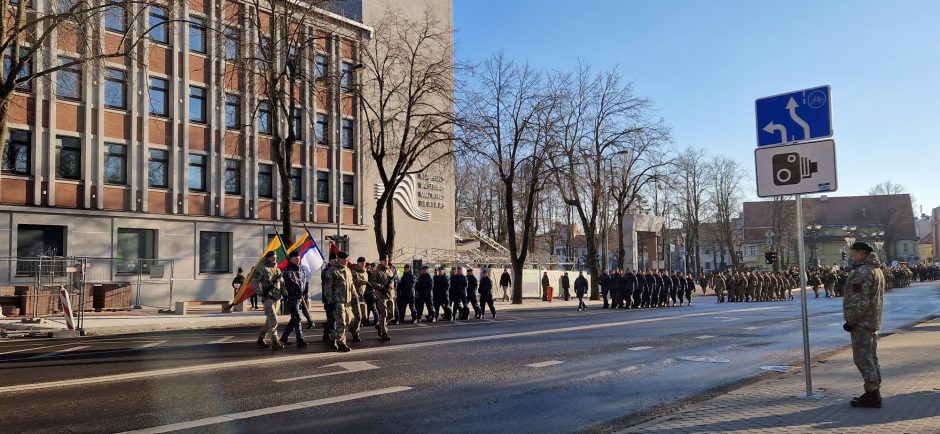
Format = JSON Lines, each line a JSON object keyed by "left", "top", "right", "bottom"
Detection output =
{"left": 676, "top": 355, "right": 730, "bottom": 363}
{"left": 138, "top": 341, "right": 168, "bottom": 349}
{"left": 526, "top": 360, "right": 564, "bottom": 368}
{"left": 25, "top": 346, "right": 90, "bottom": 360}
{"left": 828, "top": 323, "right": 841, "bottom": 327}
{"left": 743, "top": 326, "right": 761, "bottom": 331}
{"left": 275, "top": 361, "right": 379, "bottom": 383}
{"left": 0, "top": 343, "right": 75, "bottom": 356}
{"left": 715, "top": 317, "right": 740, "bottom": 321}
{"left": 0, "top": 305, "right": 785, "bottom": 394}
{"left": 628, "top": 346, "right": 652, "bottom": 351}
{"left": 693, "top": 335, "right": 714, "bottom": 340}
{"left": 120, "top": 386, "right": 412, "bottom": 433}
{"left": 209, "top": 336, "right": 234, "bottom": 344}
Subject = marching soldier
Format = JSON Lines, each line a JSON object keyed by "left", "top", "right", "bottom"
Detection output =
{"left": 349, "top": 257, "right": 371, "bottom": 343}
{"left": 279, "top": 251, "right": 308, "bottom": 347}
{"left": 321, "top": 253, "right": 337, "bottom": 348}
{"left": 254, "top": 251, "right": 285, "bottom": 350}
{"left": 370, "top": 255, "right": 396, "bottom": 341}
{"left": 328, "top": 252, "right": 355, "bottom": 352}
{"left": 415, "top": 265, "right": 436, "bottom": 322}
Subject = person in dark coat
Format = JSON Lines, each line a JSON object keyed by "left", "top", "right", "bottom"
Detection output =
{"left": 478, "top": 268, "right": 496, "bottom": 318}
{"left": 574, "top": 272, "right": 588, "bottom": 311}
{"left": 599, "top": 270, "right": 611, "bottom": 308}
{"left": 450, "top": 267, "right": 469, "bottom": 320}
{"left": 499, "top": 268, "right": 512, "bottom": 302}
{"left": 396, "top": 265, "right": 417, "bottom": 323}
{"left": 541, "top": 272, "right": 550, "bottom": 301}
{"left": 560, "top": 272, "right": 571, "bottom": 301}
{"left": 624, "top": 269, "right": 637, "bottom": 309}
{"left": 684, "top": 273, "right": 696, "bottom": 306}
{"left": 433, "top": 267, "right": 452, "bottom": 321}
{"left": 466, "top": 270, "right": 482, "bottom": 319}
{"left": 415, "top": 265, "right": 435, "bottom": 322}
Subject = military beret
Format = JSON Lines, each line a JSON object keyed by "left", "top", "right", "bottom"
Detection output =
{"left": 357, "top": 256, "right": 366, "bottom": 263}
{"left": 328, "top": 252, "right": 337, "bottom": 260}
{"left": 850, "top": 241, "right": 874, "bottom": 253}
{"left": 288, "top": 251, "right": 300, "bottom": 258}
{"left": 337, "top": 251, "right": 350, "bottom": 259}
{"left": 264, "top": 251, "right": 276, "bottom": 259}
{"left": 421, "top": 265, "right": 429, "bottom": 270}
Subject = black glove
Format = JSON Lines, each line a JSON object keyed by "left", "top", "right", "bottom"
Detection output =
{"left": 842, "top": 322, "right": 853, "bottom": 332}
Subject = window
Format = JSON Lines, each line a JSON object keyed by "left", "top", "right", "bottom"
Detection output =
{"left": 315, "top": 114, "right": 328, "bottom": 145}
{"left": 316, "top": 171, "right": 329, "bottom": 203}
{"left": 341, "top": 119, "right": 354, "bottom": 149}
{"left": 292, "top": 108, "right": 303, "bottom": 139}
{"left": 744, "top": 245, "right": 758, "bottom": 257}
{"left": 104, "top": 0, "right": 126, "bottom": 32}
{"left": 223, "top": 27, "right": 239, "bottom": 60}
{"left": 16, "top": 225, "right": 66, "bottom": 274}
{"left": 148, "top": 149, "right": 169, "bottom": 188}
{"left": 189, "top": 85, "right": 206, "bottom": 123}
{"left": 199, "top": 231, "right": 232, "bottom": 273}
{"left": 104, "top": 68, "right": 126, "bottom": 109}
{"left": 188, "top": 154, "right": 206, "bottom": 191}
{"left": 116, "top": 228, "right": 157, "bottom": 273}
{"left": 258, "top": 163, "right": 273, "bottom": 198}
{"left": 104, "top": 143, "right": 127, "bottom": 185}
{"left": 258, "top": 101, "right": 271, "bottom": 134}
{"left": 3, "top": 48, "right": 31, "bottom": 91}
{"left": 55, "top": 136, "right": 81, "bottom": 180}
{"left": 225, "top": 94, "right": 239, "bottom": 128}
{"left": 149, "top": 77, "right": 169, "bottom": 117}
{"left": 291, "top": 168, "right": 302, "bottom": 201}
{"left": 340, "top": 62, "right": 353, "bottom": 90}
{"left": 315, "top": 55, "right": 327, "bottom": 79}
{"left": 1, "top": 129, "right": 30, "bottom": 175}
{"left": 342, "top": 174, "right": 354, "bottom": 205}
{"left": 55, "top": 57, "right": 81, "bottom": 101}
{"left": 224, "top": 159, "right": 241, "bottom": 195}
{"left": 257, "top": 36, "right": 269, "bottom": 70}
{"left": 149, "top": 7, "right": 169, "bottom": 44}
{"left": 286, "top": 45, "right": 299, "bottom": 75}
{"left": 188, "top": 16, "right": 206, "bottom": 54}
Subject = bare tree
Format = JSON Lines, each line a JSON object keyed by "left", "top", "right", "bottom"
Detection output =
{"left": 0, "top": 0, "right": 177, "bottom": 170}
{"left": 705, "top": 154, "right": 746, "bottom": 268}
{"left": 673, "top": 147, "right": 708, "bottom": 274}
{"left": 359, "top": 7, "right": 455, "bottom": 258}
{"left": 869, "top": 181, "right": 917, "bottom": 215}
{"left": 458, "top": 52, "right": 559, "bottom": 304}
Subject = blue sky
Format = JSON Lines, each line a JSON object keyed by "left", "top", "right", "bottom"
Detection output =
{"left": 454, "top": 0, "right": 940, "bottom": 215}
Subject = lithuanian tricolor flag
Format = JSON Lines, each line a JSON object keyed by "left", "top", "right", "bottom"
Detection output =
{"left": 230, "top": 235, "right": 289, "bottom": 307}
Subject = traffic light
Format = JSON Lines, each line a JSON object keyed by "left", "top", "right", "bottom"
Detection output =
{"left": 841, "top": 251, "right": 846, "bottom": 262}
{"left": 764, "top": 251, "right": 773, "bottom": 264}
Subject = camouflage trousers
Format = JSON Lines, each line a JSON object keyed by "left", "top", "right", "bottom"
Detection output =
{"left": 257, "top": 298, "right": 280, "bottom": 341}
{"left": 851, "top": 327, "right": 882, "bottom": 392}
{"left": 376, "top": 296, "right": 395, "bottom": 336}
{"left": 332, "top": 302, "right": 352, "bottom": 345}
{"left": 348, "top": 298, "right": 367, "bottom": 335}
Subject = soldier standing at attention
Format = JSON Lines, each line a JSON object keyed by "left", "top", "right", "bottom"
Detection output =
{"left": 330, "top": 252, "right": 355, "bottom": 352}
{"left": 254, "top": 251, "right": 285, "bottom": 350}
{"left": 370, "top": 255, "right": 396, "bottom": 341}
{"left": 843, "top": 242, "right": 885, "bottom": 408}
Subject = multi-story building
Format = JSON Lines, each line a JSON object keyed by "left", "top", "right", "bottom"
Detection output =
{"left": 0, "top": 0, "right": 455, "bottom": 304}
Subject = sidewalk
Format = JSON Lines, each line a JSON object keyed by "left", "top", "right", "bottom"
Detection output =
{"left": 618, "top": 316, "right": 940, "bottom": 433}
{"left": 0, "top": 296, "right": 590, "bottom": 337}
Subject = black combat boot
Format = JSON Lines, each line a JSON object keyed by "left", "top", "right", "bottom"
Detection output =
{"left": 850, "top": 390, "right": 882, "bottom": 408}
{"left": 351, "top": 333, "right": 362, "bottom": 343}
{"left": 256, "top": 338, "right": 268, "bottom": 348}
{"left": 271, "top": 339, "right": 284, "bottom": 351}
{"left": 337, "top": 343, "right": 351, "bottom": 352}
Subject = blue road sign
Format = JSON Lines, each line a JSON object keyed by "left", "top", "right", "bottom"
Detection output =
{"left": 755, "top": 86, "right": 832, "bottom": 147}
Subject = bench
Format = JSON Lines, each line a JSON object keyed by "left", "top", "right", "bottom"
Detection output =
{"left": 174, "top": 301, "right": 230, "bottom": 315}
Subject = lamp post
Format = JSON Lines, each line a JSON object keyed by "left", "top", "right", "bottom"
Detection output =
{"left": 842, "top": 225, "right": 857, "bottom": 267}
{"left": 806, "top": 224, "right": 822, "bottom": 267}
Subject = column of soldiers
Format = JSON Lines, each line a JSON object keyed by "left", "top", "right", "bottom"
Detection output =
{"left": 704, "top": 270, "right": 800, "bottom": 303}
{"left": 598, "top": 269, "right": 698, "bottom": 309}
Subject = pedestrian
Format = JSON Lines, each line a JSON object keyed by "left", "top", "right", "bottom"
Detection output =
{"left": 843, "top": 241, "right": 885, "bottom": 408}
{"left": 328, "top": 252, "right": 355, "bottom": 352}
{"left": 397, "top": 264, "right": 418, "bottom": 324}
{"left": 541, "top": 271, "right": 550, "bottom": 301}
{"left": 599, "top": 270, "right": 610, "bottom": 308}
{"left": 433, "top": 267, "right": 452, "bottom": 320}
{"left": 254, "top": 251, "right": 285, "bottom": 350}
{"left": 279, "top": 251, "right": 308, "bottom": 347}
{"left": 370, "top": 255, "right": 396, "bottom": 341}
{"left": 466, "top": 268, "right": 483, "bottom": 319}
{"left": 574, "top": 271, "right": 588, "bottom": 311}
{"left": 560, "top": 272, "right": 571, "bottom": 302}
{"left": 478, "top": 268, "right": 496, "bottom": 319}
{"left": 415, "top": 265, "right": 436, "bottom": 322}
{"left": 683, "top": 272, "right": 695, "bottom": 306}
{"left": 231, "top": 267, "right": 245, "bottom": 299}
{"left": 499, "top": 268, "right": 511, "bottom": 302}
{"left": 247, "top": 266, "right": 260, "bottom": 309}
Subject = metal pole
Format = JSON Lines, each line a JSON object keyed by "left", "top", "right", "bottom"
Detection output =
{"left": 795, "top": 194, "right": 813, "bottom": 397}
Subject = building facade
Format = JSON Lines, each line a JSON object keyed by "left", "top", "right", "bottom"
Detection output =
{"left": 0, "top": 0, "right": 456, "bottom": 305}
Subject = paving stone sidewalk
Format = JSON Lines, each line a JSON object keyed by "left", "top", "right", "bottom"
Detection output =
{"left": 619, "top": 317, "right": 940, "bottom": 433}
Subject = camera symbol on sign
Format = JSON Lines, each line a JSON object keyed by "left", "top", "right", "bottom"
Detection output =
{"left": 772, "top": 152, "right": 818, "bottom": 186}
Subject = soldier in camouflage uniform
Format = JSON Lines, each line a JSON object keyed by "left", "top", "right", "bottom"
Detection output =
{"left": 349, "top": 257, "right": 371, "bottom": 343}
{"left": 713, "top": 272, "right": 726, "bottom": 302}
{"left": 327, "top": 252, "right": 355, "bottom": 352}
{"left": 824, "top": 268, "right": 838, "bottom": 298}
{"left": 744, "top": 271, "right": 756, "bottom": 302}
{"left": 370, "top": 255, "right": 396, "bottom": 341}
{"left": 842, "top": 242, "right": 885, "bottom": 408}
{"left": 254, "top": 251, "right": 285, "bottom": 350}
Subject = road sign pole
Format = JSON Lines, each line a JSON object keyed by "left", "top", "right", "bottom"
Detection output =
{"left": 795, "top": 193, "right": 813, "bottom": 397}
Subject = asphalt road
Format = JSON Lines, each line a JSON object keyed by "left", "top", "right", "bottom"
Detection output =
{"left": 1, "top": 283, "right": 938, "bottom": 434}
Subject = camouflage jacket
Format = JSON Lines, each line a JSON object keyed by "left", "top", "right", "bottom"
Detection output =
{"left": 370, "top": 265, "right": 396, "bottom": 300}
{"left": 321, "top": 263, "right": 335, "bottom": 304}
{"left": 327, "top": 264, "right": 355, "bottom": 305}
{"left": 252, "top": 265, "right": 284, "bottom": 301}
{"left": 352, "top": 268, "right": 371, "bottom": 299}
{"left": 843, "top": 253, "right": 885, "bottom": 331}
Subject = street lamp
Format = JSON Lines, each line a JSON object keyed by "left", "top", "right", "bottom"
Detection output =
{"left": 842, "top": 225, "right": 857, "bottom": 267}
{"left": 806, "top": 224, "right": 822, "bottom": 267}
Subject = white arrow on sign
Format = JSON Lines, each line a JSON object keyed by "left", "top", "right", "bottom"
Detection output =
{"left": 786, "top": 97, "right": 811, "bottom": 140}
{"left": 763, "top": 121, "right": 787, "bottom": 143}
{"left": 274, "top": 361, "right": 379, "bottom": 383}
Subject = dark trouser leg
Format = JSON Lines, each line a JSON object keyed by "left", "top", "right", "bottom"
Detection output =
{"left": 322, "top": 303, "right": 336, "bottom": 340}
{"left": 283, "top": 300, "right": 303, "bottom": 342}
{"left": 301, "top": 299, "right": 313, "bottom": 326}
{"left": 602, "top": 289, "right": 609, "bottom": 308}
{"left": 250, "top": 294, "right": 259, "bottom": 308}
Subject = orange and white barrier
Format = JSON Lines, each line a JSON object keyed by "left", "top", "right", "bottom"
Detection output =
{"left": 59, "top": 285, "right": 75, "bottom": 330}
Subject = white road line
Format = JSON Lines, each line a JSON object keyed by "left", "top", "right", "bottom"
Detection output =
{"left": 26, "top": 346, "right": 90, "bottom": 360}
{"left": 743, "top": 326, "right": 761, "bottom": 331}
{"left": 209, "top": 336, "right": 234, "bottom": 344}
{"left": 526, "top": 360, "right": 564, "bottom": 368}
{"left": 693, "top": 335, "right": 714, "bottom": 340}
{"left": 120, "top": 386, "right": 412, "bottom": 434}
{"left": 628, "top": 346, "right": 652, "bottom": 351}
{"left": 0, "top": 343, "right": 75, "bottom": 356}
{"left": 0, "top": 305, "right": 785, "bottom": 394}
{"left": 715, "top": 317, "right": 740, "bottom": 321}
{"left": 138, "top": 341, "right": 168, "bottom": 349}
